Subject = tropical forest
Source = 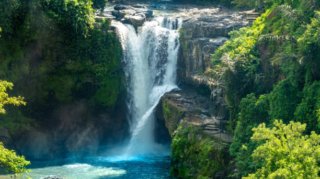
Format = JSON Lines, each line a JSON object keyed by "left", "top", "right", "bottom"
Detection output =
{"left": 0, "top": 0, "right": 319, "bottom": 178}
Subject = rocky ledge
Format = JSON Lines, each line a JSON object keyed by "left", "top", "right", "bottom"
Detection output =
{"left": 154, "top": 8, "right": 252, "bottom": 178}
{"left": 156, "top": 87, "right": 232, "bottom": 178}
{"left": 178, "top": 8, "right": 249, "bottom": 87}
{"left": 99, "top": 4, "right": 153, "bottom": 28}
{"left": 158, "top": 88, "right": 232, "bottom": 143}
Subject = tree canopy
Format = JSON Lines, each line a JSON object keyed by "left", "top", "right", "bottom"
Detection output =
{"left": 0, "top": 81, "right": 25, "bottom": 114}
{"left": 245, "top": 120, "right": 320, "bottom": 178}
{"left": 0, "top": 81, "right": 29, "bottom": 174}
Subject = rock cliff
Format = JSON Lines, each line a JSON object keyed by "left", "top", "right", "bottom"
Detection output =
{"left": 104, "top": 4, "right": 251, "bottom": 178}
{"left": 155, "top": 7, "right": 250, "bottom": 178}
{"left": 178, "top": 8, "right": 248, "bottom": 87}
{"left": 156, "top": 88, "right": 233, "bottom": 178}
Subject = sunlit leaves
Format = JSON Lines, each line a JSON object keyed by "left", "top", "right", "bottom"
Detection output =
{"left": 0, "top": 81, "right": 26, "bottom": 114}
{"left": 245, "top": 120, "right": 320, "bottom": 178}
{"left": 0, "top": 142, "right": 30, "bottom": 174}
{"left": 0, "top": 81, "right": 29, "bottom": 174}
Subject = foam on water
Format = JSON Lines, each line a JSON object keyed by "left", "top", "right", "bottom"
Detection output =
{"left": 113, "top": 16, "right": 182, "bottom": 157}
{"left": 21, "top": 163, "right": 126, "bottom": 179}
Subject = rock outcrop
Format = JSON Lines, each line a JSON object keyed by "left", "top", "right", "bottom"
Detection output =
{"left": 178, "top": 8, "right": 248, "bottom": 87}
{"left": 158, "top": 88, "right": 232, "bottom": 143}
{"left": 154, "top": 7, "right": 251, "bottom": 178}
{"left": 156, "top": 88, "right": 232, "bottom": 178}
{"left": 103, "top": 4, "right": 153, "bottom": 28}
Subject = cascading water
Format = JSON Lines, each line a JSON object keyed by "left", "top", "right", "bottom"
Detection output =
{"left": 113, "top": 17, "right": 182, "bottom": 157}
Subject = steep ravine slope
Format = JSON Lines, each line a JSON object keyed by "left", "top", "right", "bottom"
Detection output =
{"left": 106, "top": 4, "right": 251, "bottom": 177}
{"left": 159, "top": 1, "right": 320, "bottom": 178}
{"left": 155, "top": 8, "right": 251, "bottom": 178}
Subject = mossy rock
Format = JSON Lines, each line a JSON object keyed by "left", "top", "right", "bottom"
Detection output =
{"left": 162, "top": 99, "right": 185, "bottom": 135}
{"left": 171, "top": 122, "right": 230, "bottom": 178}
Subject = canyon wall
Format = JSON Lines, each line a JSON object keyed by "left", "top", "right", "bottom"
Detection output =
{"left": 156, "top": 8, "right": 250, "bottom": 178}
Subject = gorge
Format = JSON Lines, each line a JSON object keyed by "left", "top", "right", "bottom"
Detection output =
{"left": 4, "top": 3, "right": 249, "bottom": 178}
{"left": 1, "top": 0, "right": 320, "bottom": 178}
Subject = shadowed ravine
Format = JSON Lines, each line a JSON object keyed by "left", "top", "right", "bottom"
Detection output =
{"left": 0, "top": 3, "right": 251, "bottom": 178}
{"left": 19, "top": 6, "right": 182, "bottom": 179}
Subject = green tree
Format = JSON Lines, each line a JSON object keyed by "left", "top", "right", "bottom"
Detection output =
{"left": 230, "top": 94, "right": 269, "bottom": 177}
{"left": 0, "top": 0, "right": 20, "bottom": 35}
{"left": 41, "top": 0, "right": 95, "bottom": 38}
{"left": 0, "top": 81, "right": 26, "bottom": 114}
{"left": 269, "top": 80, "right": 300, "bottom": 122}
{"left": 245, "top": 120, "right": 320, "bottom": 178}
{"left": 295, "top": 81, "right": 320, "bottom": 132}
{"left": 0, "top": 80, "right": 29, "bottom": 174}
{"left": 298, "top": 11, "right": 320, "bottom": 81}
{"left": 0, "top": 142, "right": 30, "bottom": 174}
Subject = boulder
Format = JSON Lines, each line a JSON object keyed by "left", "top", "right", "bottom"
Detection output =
{"left": 111, "top": 10, "right": 123, "bottom": 19}
{"left": 144, "top": 10, "right": 153, "bottom": 18}
{"left": 111, "top": 5, "right": 153, "bottom": 28}
{"left": 132, "top": 4, "right": 146, "bottom": 9}
{"left": 114, "top": 4, "right": 129, "bottom": 11}
{"left": 123, "top": 14, "right": 146, "bottom": 28}
{"left": 157, "top": 88, "right": 229, "bottom": 138}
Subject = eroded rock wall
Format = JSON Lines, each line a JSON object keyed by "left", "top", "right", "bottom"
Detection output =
{"left": 178, "top": 8, "right": 248, "bottom": 86}
{"left": 156, "top": 8, "right": 250, "bottom": 178}
{"left": 156, "top": 89, "right": 233, "bottom": 178}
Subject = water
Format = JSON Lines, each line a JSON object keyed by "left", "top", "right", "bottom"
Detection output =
{"left": 3, "top": 13, "right": 182, "bottom": 179}
{"left": 113, "top": 16, "right": 182, "bottom": 157}
{"left": 14, "top": 156, "right": 170, "bottom": 179}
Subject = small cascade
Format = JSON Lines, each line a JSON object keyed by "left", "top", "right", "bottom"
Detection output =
{"left": 113, "top": 17, "right": 182, "bottom": 157}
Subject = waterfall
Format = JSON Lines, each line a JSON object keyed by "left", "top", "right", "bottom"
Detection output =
{"left": 113, "top": 17, "right": 182, "bottom": 157}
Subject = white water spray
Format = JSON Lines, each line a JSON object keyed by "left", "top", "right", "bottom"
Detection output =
{"left": 113, "top": 17, "right": 182, "bottom": 157}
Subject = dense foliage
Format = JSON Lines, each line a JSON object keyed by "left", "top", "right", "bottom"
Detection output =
{"left": 209, "top": 0, "right": 320, "bottom": 177}
{"left": 0, "top": 142, "right": 30, "bottom": 174}
{"left": 245, "top": 120, "right": 320, "bottom": 178}
{"left": 0, "top": 81, "right": 25, "bottom": 114}
{"left": 0, "top": 0, "right": 122, "bottom": 134}
{"left": 0, "top": 81, "right": 29, "bottom": 174}
{"left": 0, "top": 0, "right": 126, "bottom": 160}
{"left": 171, "top": 123, "right": 229, "bottom": 178}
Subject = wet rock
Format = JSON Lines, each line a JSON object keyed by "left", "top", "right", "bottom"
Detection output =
{"left": 110, "top": 5, "right": 153, "bottom": 28}
{"left": 114, "top": 4, "right": 129, "bottom": 11}
{"left": 157, "top": 88, "right": 231, "bottom": 142}
{"left": 123, "top": 14, "right": 146, "bottom": 28}
{"left": 132, "top": 4, "right": 146, "bottom": 9}
{"left": 145, "top": 10, "right": 153, "bottom": 18}
{"left": 111, "top": 10, "right": 124, "bottom": 19}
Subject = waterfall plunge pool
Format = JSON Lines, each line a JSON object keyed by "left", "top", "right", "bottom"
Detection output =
{"left": 3, "top": 6, "right": 192, "bottom": 179}
{"left": 5, "top": 155, "right": 170, "bottom": 179}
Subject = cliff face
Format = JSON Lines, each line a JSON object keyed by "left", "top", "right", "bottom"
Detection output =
{"left": 178, "top": 8, "right": 248, "bottom": 87}
{"left": 157, "top": 89, "right": 233, "bottom": 178}
{"left": 156, "top": 8, "right": 250, "bottom": 178}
